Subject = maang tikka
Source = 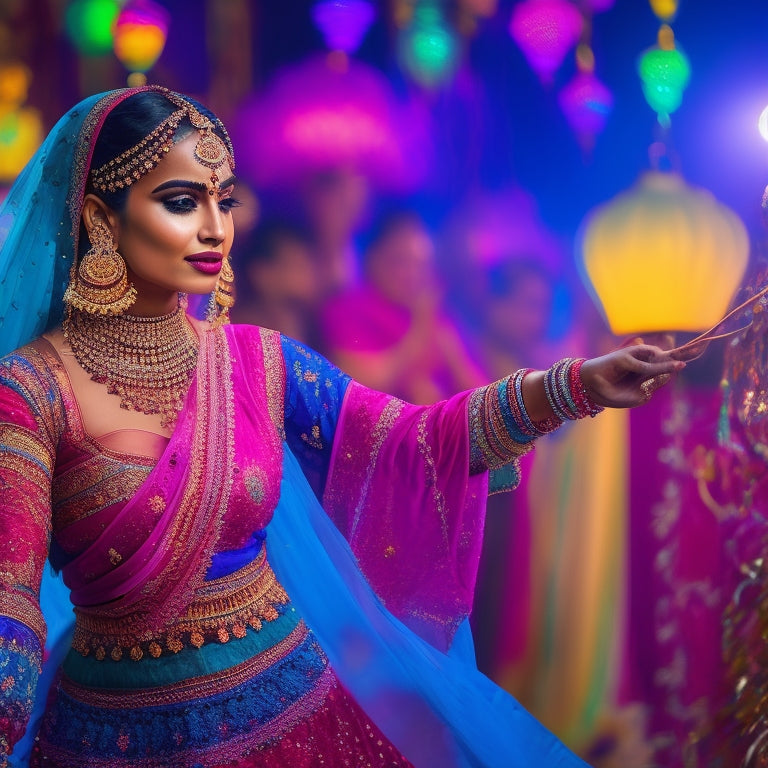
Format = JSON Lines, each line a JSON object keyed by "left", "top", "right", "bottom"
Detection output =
{"left": 87, "top": 88, "right": 237, "bottom": 323}
{"left": 89, "top": 88, "right": 235, "bottom": 197}
{"left": 64, "top": 220, "right": 137, "bottom": 315}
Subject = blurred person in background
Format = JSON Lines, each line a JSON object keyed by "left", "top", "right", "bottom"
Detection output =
{"left": 471, "top": 257, "right": 568, "bottom": 373}
{"left": 299, "top": 167, "right": 370, "bottom": 299}
{"left": 320, "top": 208, "right": 485, "bottom": 404}
{"left": 230, "top": 218, "right": 321, "bottom": 346}
{"left": 440, "top": 190, "right": 652, "bottom": 765}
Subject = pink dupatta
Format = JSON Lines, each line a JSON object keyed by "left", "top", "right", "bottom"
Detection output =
{"left": 323, "top": 382, "right": 489, "bottom": 651}
{"left": 62, "top": 326, "right": 237, "bottom": 638}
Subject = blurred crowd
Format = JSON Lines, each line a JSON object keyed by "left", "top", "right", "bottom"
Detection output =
{"left": 227, "top": 164, "right": 638, "bottom": 759}
{"left": 225, "top": 151, "right": 768, "bottom": 768}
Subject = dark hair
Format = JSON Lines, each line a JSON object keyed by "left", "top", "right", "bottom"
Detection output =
{"left": 79, "top": 90, "right": 229, "bottom": 258}
{"left": 485, "top": 258, "right": 553, "bottom": 299}
{"left": 236, "top": 219, "right": 313, "bottom": 267}
{"left": 358, "top": 207, "right": 426, "bottom": 266}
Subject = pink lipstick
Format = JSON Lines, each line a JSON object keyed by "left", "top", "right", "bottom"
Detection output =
{"left": 185, "top": 252, "right": 223, "bottom": 275}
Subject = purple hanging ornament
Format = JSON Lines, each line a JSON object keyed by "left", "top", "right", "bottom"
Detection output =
{"left": 312, "top": 0, "right": 375, "bottom": 54}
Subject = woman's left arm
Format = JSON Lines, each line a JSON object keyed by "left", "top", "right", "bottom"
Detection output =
{"left": 468, "top": 345, "right": 684, "bottom": 494}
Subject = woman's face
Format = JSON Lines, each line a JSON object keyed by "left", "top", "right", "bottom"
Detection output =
{"left": 112, "top": 132, "right": 237, "bottom": 311}
{"left": 366, "top": 220, "right": 436, "bottom": 307}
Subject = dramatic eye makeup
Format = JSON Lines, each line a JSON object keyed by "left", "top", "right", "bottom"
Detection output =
{"left": 153, "top": 178, "right": 241, "bottom": 214}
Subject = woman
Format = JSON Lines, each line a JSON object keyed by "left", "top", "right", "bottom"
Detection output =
{"left": 0, "top": 86, "right": 682, "bottom": 767}
{"left": 320, "top": 209, "right": 486, "bottom": 404}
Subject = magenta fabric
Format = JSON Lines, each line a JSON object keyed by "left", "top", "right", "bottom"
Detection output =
{"left": 62, "top": 325, "right": 283, "bottom": 635}
{"left": 321, "top": 285, "right": 410, "bottom": 352}
{"left": 323, "top": 381, "right": 488, "bottom": 651}
{"left": 625, "top": 383, "right": 729, "bottom": 765}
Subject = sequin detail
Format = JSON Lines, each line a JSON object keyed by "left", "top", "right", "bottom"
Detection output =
{"left": 71, "top": 547, "right": 288, "bottom": 659}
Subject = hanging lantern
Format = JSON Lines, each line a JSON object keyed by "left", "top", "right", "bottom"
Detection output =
{"left": 579, "top": 171, "right": 749, "bottom": 336}
{"left": 232, "top": 55, "right": 431, "bottom": 193}
{"left": 398, "top": 1, "right": 459, "bottom": 88}
{"left": 312, "top": 0, "right": 375, "bottom": 54}
{"left": 113, "top": 0, "right": 170, "bottom": 85}
{"left": 638, "top": 24, "right": 690, "bottom": 128}
{"left": 558, "top": 45, "right": 612, "bottom": 150}
{"left": 558, "top": 71, "right": 612, "bottom": 148}
{"left": 509, "top": 0, "right": 583, "bottom": 84}
{"left": 65, "top": 0, "right": 121, "bottom": 56}
{"left": 649, "top": 0, "right": 678, "bottom": 21}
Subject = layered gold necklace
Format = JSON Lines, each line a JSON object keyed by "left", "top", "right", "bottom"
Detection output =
{"left": 63, "top": 306, "right": 199, "bottom": 429}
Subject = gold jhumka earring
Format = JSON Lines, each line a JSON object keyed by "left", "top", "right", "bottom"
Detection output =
{"left": 64, "top": 220, "right": 137, "bottom": 315}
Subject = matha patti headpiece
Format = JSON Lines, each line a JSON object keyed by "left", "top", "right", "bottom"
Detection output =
{"left": 89, "top": 87, "right": 235, "bottom": 195}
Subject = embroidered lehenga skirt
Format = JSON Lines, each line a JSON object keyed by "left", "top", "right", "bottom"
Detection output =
{"left": 32, "top": 548, "right": 412, "bottom": 767}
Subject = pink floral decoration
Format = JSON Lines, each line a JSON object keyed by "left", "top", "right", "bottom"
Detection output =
{"left": 509, "top": 0, "right": 583, "bottom": 84}
{"left": 231, "top": 55, "right": 431, "bottom": 193}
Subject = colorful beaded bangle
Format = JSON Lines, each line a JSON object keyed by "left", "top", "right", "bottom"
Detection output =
{"left": 543, "top": 358, "right": 604, "bottom": 421}
{"left": 506, "top": 368, "right": 561, "bottom": 436}
{"left": 468, "top": 378, "right": 538, "bottom": 472}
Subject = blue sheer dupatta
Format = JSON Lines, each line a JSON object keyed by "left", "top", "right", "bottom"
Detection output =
{"left": 268, "top": 446, "right": 589, "bottom": 768}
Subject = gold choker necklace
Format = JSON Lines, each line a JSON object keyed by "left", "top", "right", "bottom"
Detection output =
{"left": 63, "top": 307, "right": 199, "bottom": 428}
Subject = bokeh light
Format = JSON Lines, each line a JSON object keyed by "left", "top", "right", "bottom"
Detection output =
{"left": 509, "top": 0, "right": 583, "bottom": 84}
{"left": 113, "top": 0, "right": 170, "bottom": 76}
{"left": 312, "top": 0, "right": 375, "bottom": 54}
{"left": 638, "top": 46, "right": 690, "bottom": 127}
{"left": 65, "top": 0, "right": 121, "bottom": 56}
{"left": 558, "top": 71, "right": 613, "bottom": 148}
{"left": 758, "top": 104, "right": 768, "bottom": 142}
{"left": 398, "top": 2, "right": 459, "bottom": 88}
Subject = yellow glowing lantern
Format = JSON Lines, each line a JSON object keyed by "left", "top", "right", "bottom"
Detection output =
{"left": 113, "top": 0, "right": 169, "bottom": 85}
{"left": 579, "top": 171, "right": 749, "bottom": 336}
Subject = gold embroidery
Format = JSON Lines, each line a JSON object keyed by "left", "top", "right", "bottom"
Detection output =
{"left": 71, "top": 548, "right": 289, "bottom": 660}
{"left": 0, "top": 424, "right": 54, "bottom": 475}
{"left": 0, "top": 592, "right": 46, "bottom": 647}
{"left": 243, "top": 466, "right": 266, "bottom": 504}
{"left": 108, "top": 548, "right": 122, "bottom": 566}
{"left": 349, "top": 396, "right": 405, "bottom": 538}
{"left": 300, "top": 423, "right": 323, "bottom": 450}
{"left": 61, "top": 622, "right": 313, "bottom": 709}
{"left": 54, "top": 461, "right": 152, "bottom": 528}
{"left": 259, "top": 327, "right": 286, "bottom": 440}
{"left": 417, "top": 411, "right": 449, "bottom": 541}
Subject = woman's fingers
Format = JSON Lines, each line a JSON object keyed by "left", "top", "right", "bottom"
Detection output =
{"left": 624, "top": 345, "right": 686, "bottom": 376}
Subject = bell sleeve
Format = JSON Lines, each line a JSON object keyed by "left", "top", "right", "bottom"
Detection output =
{"left": 0, "top": 354, "right": 57, "bottom": 763}
{"left": 281, "top": 336, "right": 531, "bottom": 652}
